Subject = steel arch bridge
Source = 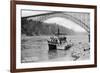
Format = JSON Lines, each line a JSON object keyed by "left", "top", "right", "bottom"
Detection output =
{"left": 22, "top": 12, "right": 90, "bottom": 33}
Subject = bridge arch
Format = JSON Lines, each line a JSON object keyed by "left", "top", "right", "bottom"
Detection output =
{"left": 24, "top": 12, "right": 90, "bottom": 33}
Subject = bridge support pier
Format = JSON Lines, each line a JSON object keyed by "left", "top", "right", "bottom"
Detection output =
{"left": 88, "top": 34, "right": 90, "bottom": 42}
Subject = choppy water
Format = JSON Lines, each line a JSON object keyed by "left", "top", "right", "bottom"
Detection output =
{"left": 21, "top": 35, "right": 90, "bottom": 63}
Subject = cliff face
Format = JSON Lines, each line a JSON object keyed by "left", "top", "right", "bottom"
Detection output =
{"left": 21, "top": 18, "right": 76, "bottom": 36}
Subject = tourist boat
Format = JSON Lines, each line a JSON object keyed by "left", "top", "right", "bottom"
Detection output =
{"left": 47, "top": 27, "right": 73, "bottom": 50}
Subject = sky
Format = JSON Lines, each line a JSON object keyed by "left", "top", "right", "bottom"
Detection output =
{"left": 22, "top": 10, "right": 86, "bottom": 32}
{"left": 22, "top": 10, "right": 50, "bottom": 17}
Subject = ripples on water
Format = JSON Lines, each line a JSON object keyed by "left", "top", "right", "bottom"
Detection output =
{"left": 21, "top": 35, "right": 89, "bottom": 63}
{"left": 48, "top": 50, "right": 68, "bottom": 59}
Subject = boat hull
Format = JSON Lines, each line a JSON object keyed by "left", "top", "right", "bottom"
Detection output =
{"left": 48, "top": 44, "right": 57, "bottom": 50}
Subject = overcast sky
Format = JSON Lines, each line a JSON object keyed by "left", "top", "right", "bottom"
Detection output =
{"left": 22, "top": 10, "right": 86, "bottom": 32}
{"left": 22, "top": 10, "right": 50, "bottom": 17}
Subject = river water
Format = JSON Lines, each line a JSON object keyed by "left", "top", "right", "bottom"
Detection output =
{"left": 21, "top": 35, "right": 90, "bottom": 63}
